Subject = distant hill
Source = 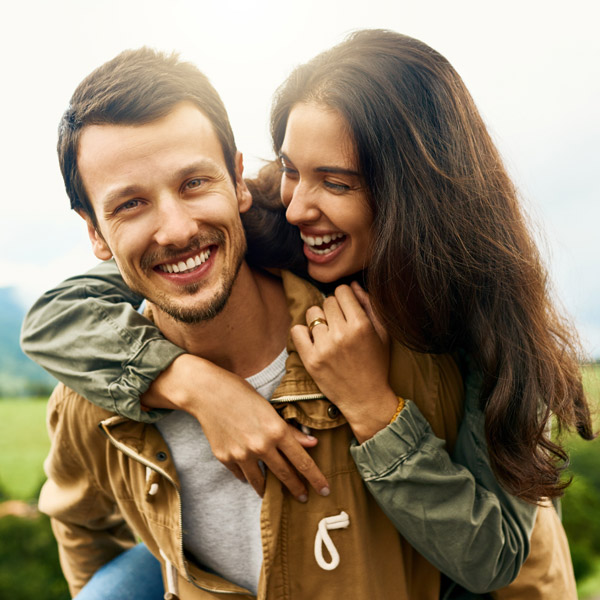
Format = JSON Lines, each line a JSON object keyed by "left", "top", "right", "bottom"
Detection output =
{"left": 0, "top": 288, "right": 55, "bottom": 396}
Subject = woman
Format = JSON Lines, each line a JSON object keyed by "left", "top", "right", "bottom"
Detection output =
{"left": 22, "top": 30, "right": 591, "bottom": 597}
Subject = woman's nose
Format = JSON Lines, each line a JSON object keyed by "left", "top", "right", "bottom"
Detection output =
{"left": 284, "top": 180, "right": 321, "bottom": 225}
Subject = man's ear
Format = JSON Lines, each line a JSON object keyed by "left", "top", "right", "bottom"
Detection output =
{"left": 234, "top": 152, "right": 252, "bottom": 214}
{"left": 77, "top": 210, "right": 113, "bottom": 261}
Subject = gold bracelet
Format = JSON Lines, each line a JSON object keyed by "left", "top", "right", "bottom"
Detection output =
{"left": 389, "top": 397, "right": 405, "bottom": 424}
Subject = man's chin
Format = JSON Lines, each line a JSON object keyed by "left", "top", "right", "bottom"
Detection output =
{"left": 147, "top": 280, "right": 233, "bottom": 325}
{"left": 156, "top": 293, "right": 229, "bottom": 324}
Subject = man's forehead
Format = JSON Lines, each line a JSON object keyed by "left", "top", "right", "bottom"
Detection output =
{"left": 77, "top": 102, "right": 229, "bottom": 195}
{"left": 78, "top": 102, "right": 221, "bottom": 156}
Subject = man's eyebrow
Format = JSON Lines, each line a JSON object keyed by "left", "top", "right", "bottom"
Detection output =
{"left": 279, "top": 152, "right": 360, "bottom": 177}
{"left": 104, "top": 185, "right": 142, "bottom": 206}
{"left": 173, "top": 159, "right": 223, "bottom": 181}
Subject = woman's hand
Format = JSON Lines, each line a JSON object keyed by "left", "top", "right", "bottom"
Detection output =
{"left": 291, "top": 282, "right": 399, "bottom": 443}
{"left": 142, "top": 354, "right": 330, "bottom": 502}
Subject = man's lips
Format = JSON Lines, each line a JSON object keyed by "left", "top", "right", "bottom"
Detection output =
{"left": 155, "top": 248, "right": 212, "bottom": 274}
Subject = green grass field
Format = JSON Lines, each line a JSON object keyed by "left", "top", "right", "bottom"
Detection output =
{"left": 0, "top": 397, "right": 49, "bottom": 500}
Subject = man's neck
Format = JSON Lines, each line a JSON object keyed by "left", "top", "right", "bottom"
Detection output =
{"left": 149, "top": 264, "right": 290, "bottom": 378}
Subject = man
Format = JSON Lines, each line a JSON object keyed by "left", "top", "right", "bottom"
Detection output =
{"left": 40, "top": 48, "right": 445, "bottom": 599}
{"left": 40, "top": 48, "right": 318, "bottom": 598}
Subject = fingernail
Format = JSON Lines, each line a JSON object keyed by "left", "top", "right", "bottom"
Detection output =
{"left": 319, "top": 486, "right": 330, "bottom": 497}
{"left": 298, "top": 493, "right": 308, "bottom": 503}
{"left": 305, "top": 434, "right": 316, "bottom": 441}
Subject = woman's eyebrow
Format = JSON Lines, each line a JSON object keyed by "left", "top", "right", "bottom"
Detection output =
{"left": 279, "top": 152, "right": 359, "bottom": 176}
{"left": 315, "top": 166, "right": 360, "bottom": 177}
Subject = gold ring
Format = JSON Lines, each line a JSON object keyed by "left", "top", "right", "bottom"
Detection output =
{"left": 308, "top": 317, "right": 328, "bottom": 335}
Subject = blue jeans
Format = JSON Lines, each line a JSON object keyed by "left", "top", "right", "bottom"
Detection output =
{"left": 74, "top": 543, "right": 164, "bottom": 599}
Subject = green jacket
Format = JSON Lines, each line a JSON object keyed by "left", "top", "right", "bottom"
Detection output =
{"left": 23, "top": 260, "right": 544, "bottom": 593}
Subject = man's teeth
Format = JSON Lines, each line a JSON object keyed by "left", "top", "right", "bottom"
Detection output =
{"left": 300, "top": 232, "right": 345, "bottom": 255}
{"left": 158, "top": 250, "right": 211, "bottom": 274}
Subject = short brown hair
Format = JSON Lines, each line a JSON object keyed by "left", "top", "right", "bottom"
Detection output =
{"left": 58, "top": 47, "right": 238, "bottom": 227}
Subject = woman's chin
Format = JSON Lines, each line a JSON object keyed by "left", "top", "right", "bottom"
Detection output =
{"left": 307, "top": 261, "right": 354, "bottom": 284}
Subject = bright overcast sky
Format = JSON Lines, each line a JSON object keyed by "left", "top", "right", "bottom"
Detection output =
{"left": 1, "top": 0, "right": 598, "bottom": 355}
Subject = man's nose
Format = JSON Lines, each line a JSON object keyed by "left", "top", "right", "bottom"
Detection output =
{"left": 153, "top": 195, "right": 199, "bottom": 247}
{"left": 284, "top": 181, "right": 321, "bottom": 225}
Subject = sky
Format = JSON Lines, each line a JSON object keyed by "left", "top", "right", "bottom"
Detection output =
{"left": 1, "top": 0, "right": 598, "bottom": 355}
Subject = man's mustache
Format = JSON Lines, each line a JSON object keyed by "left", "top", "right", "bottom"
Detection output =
{"left": 140, "top": 232, "right": 225, "bottom": 270}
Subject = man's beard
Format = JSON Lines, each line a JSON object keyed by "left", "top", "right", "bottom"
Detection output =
{"left": 133, "top": 229, "right": 247, "bottom": 324}
{"left": 154, "top": 256, "right": 243, "bottom": 324}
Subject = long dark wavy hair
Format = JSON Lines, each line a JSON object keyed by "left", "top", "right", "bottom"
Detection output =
{"left": 267, "top": 29, "right": 594, "bottom": 502}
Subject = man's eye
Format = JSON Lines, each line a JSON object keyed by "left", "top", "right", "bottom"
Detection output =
{"left": 115, "top": 199, "right": 140, "bottom": 213}
{"left": 186, "top": 178, "right": 205, "bottom": 190}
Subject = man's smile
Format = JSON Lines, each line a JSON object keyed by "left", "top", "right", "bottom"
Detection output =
{"left": 156, "top": 248, "right": 212, "bottom": 274}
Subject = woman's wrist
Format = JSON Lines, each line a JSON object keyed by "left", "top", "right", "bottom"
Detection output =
{"left": 141, "top": 354, "right": 215, "bottom": 412}
{"left": 345, "top": 388, "right": 400, "bottom": 444}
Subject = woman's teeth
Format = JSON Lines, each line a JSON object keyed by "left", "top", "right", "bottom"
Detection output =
{"left": 157, "top": 249, "right": 211, "bottom": 274}
{"left": 300, "top": 232, "right": 345, "bottom": 255}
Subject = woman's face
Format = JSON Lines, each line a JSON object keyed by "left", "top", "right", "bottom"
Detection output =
{"left": 279, "top": 102, "right": 373, "bottom": 283}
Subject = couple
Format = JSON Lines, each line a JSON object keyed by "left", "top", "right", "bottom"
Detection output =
{"left": 23, "top": 30, "right": 590, "bottom": 599}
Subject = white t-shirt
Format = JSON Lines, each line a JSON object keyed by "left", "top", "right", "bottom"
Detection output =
{"left": 156, "top": 348, "right": 288, "bottom": 594}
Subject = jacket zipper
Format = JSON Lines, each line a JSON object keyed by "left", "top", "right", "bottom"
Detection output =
{"left": 99, "top": 420, "right": 249, "bottom": 596}
{"left": 271, "top": 392, "right": 326, "bottom": 403}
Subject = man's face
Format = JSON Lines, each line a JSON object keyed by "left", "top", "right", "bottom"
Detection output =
{"left": 77, "top": 102, "right": 252, "bottom": 323}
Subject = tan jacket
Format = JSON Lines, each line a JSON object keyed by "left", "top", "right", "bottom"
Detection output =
{"left": 39, "top": 271, "right": 463, "bottom": 599}
{"left": 39, "top": 271, "right": 574, "bottom": 599}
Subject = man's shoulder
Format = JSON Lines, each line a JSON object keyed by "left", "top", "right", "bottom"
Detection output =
{"left": 48, "top": 382, "right": 116, "bottom": 437}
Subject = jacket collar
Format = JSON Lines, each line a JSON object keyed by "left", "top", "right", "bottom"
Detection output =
{"left": 271, "top": 270, "right": 326, "bottom": 402}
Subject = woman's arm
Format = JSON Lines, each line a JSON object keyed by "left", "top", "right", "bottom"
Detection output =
{"left": 20, "top": 260, "right": 329, "bottom": 501}
{"left": 350, "top": 377, "right": 537, "bottom": 593}
{"left": 21, "top": 259, "right": 180, "bottom": 421}
{"left": 293, "top": 283, "right": 537, "bottom": 592}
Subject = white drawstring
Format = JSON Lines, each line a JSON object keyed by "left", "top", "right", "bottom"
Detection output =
{"left": 159, "top": 549, "right": 179, "bottom": 599}
{"left": 146, "top": 466, "right": 159, "bottom": 496}
{"left": 314, "top": 511, "right": 350, "bottom": 571}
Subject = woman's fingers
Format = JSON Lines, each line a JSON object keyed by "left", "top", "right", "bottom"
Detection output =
{"left": 291, "top": 323, "right": 315, "bottom": 358}
{"left": 236, "top": 461, "right": 267, "bottom": 497}
{"left": 350, "top": 281, "right": 389, "bottom": 344}
{"left": 238, "top": 431, "right": 328, "bottom": 501}
{"left": 278, "top": 431, "right": 329, "bottom": 498}
{"left": 225, "top": 462, "right": 247, "bottom": 483}
{"left": 305, "top": 306, "right": 329, "bottom": 341}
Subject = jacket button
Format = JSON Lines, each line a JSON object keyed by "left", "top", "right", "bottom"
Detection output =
{"left": 327, "top": 404, "right": 340, "bottom": 419}
{"left": 156, "top": 451, "right": 168, "bottom": 461}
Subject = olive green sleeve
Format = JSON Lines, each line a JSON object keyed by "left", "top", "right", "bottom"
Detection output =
{"left": 20, "top": 259, "right": 184, "bottom": 422}
{"left": 350, "top": 369, "right": 538, "bottom": 593}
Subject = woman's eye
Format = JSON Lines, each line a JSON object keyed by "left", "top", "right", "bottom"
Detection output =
{"left": 280, "top": 166, "right": 298, "bottom": 178}
{"left": 324, "top": 181, "right": 350, "bottom": 193}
